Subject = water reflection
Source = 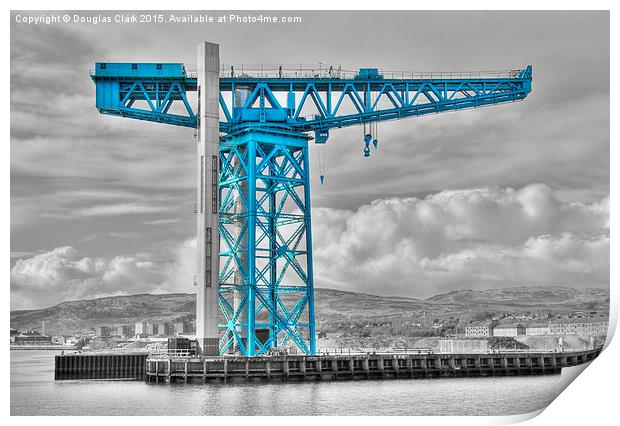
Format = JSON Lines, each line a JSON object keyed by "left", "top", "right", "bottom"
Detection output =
{"left": 11, "top": 350, "right": 564, "bottom": 416}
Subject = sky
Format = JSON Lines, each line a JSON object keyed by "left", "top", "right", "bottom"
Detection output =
{"left": 10, "top": 11, "right": 609, "bottom": 309}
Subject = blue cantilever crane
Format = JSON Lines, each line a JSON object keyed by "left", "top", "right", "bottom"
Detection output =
{"left": 91, "top": 57, "right": 532, "bottom": 356}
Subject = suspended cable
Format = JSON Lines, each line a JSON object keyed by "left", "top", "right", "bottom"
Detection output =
{"left": 316, "top": 143, "right": 327, "bottom": 185}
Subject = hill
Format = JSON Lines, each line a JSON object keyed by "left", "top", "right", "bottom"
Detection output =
{"left": 424, "top": 286, "right": 609, "bottom": 310}
{"left": 10, "top": 286, "right": 609, "bottom": 335}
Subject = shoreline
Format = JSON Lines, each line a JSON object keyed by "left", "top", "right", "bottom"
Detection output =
{"left": 11, "top": 345, "right": 76, "bottom": 351}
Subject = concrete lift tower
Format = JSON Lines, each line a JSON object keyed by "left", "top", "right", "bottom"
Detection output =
{"left": 195, "top": 43, "right": 221, "bottom": 355}
{"left": 91, "top": 42, "right": 532, "bottom": 356}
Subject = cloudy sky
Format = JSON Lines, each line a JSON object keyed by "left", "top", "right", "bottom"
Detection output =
{"left": 10, "top": 11, "right": 609, "bottom": 309}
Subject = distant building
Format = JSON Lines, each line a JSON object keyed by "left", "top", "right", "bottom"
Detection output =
{"left": 135, "top": 322, "right": 147, "bottom": 336}
{"left": 465, "top": 320, "right": 497, "bottom": 337}
{"left": 65, "top": 337, "right": 79, "bottom": 346}
{"left": 173, "top": 322, "right": 189, "bottom": 335}
{"left": 525, "top": 323, "right": 550, "bottom": 336}
{"left": 549, "top": 318, "right": 608, "bottom": 336}
{"left": 492, "top": 324, "right": 526, "bottom": 337}
{"left": 95, "top": 326, "right": 111, "bottom": 337}
{"left": 157, "top": 323, "right": 172, "bottom": 336}
{"left": 135, "top": 322, "right": 158, "bottom": 337}
{"left": 53, "top": 336, "right": 66, "bottom": 345}
{"left": 117, "top": 325, "right": 134, "bottom": 337}
{"left": 14, "top": 330, "right": 51, "bottom": 345}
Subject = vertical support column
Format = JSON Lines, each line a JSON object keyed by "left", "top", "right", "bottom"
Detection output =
{"left": 246, "top": 139, "right": 257, "bottom": 356}
{"left": 301, "top": 357, "right": 307, "bottom": 377}
{"left": 268, "top": 162, "right": 278, "bottom": 349}
{"left": 196, "top": 42, "right": 221, "bottom": 355}
{"left": 232, "top": 156, "right": 248, "bottom": 354}
{"left": 302, "top": 144, "right": 317, "bottom": 355}
{"left": 395, "top": 357, "right": 401, "bottom": 378}
{"left": 231, "top": 85, "right": 251, "bottom": 354}
{"left": 283, "top": 357, "right": 290, "bottom": 379}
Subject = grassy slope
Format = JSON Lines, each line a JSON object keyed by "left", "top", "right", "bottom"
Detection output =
{"left": 10, "top": 286, "right": 609, "bottom": 335}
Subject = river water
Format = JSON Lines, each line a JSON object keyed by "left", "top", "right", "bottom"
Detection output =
{"left": 11, "top": 350, "right": 567, "bottom": 416}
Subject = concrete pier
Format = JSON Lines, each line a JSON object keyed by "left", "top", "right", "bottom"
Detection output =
{"left": 144, "top": 348, "right": 601, "bottom": 384}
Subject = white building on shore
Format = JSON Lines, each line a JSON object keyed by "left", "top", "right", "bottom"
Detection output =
{"left": 525, "top": 323, "right": 550, "bottom": 336}
{"left": 549, "top": 318, "right": 608, "bottom": 336}
{"left": 492, "top": 323, "right": 526, "bottom": 337}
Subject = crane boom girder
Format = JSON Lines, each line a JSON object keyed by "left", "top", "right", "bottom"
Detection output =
{"left": 91, "top": 63, "right": 532, "bottom": 137}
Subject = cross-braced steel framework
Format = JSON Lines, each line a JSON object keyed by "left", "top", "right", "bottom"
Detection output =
{"left": 90, "top": 54, "right": 532, "bottom": 356}
{"left": 218, "top": 128, "right": 315, "bottom": 356}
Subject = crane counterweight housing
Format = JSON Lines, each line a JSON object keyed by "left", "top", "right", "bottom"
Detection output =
{"left": 90, "top": 43, "right": 532, "bottom": 356}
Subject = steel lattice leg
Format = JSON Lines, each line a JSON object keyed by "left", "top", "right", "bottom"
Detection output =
{"left": 218, "top": 128, "right": 316, "bottom": 356}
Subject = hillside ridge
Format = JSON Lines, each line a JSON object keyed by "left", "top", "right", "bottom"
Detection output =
{"left": 11, "top": 285, "right": 609, "bottom": 335}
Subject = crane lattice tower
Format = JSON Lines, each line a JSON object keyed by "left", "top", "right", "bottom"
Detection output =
{"left": 91, "top": 42, "right": 532, "bottom": 356}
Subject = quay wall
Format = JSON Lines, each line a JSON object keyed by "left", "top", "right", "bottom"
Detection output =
{"left": 145, "top": 348, "right": 601, "bottom": 384}
{"left": 53, "top": 348, "right": 601, "bottom": 383}
{"left": 55, "top": 353, "right": 148, "bottom": 380}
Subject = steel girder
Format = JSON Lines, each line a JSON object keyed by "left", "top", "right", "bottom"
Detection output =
{"left": 91, "top": 64, "right": 532, "bottom": 141}
{"left": 217, "top": 127, "right": 316, "bottom": 356}
{"left": 90, "top": 62, "right": 532, "bottom": 357}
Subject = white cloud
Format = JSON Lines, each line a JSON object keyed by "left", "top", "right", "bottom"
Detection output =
{"left": 312, "top": 184, "right": 609, "bottom": 297}
{"left": 10, "top": 239, "right": 199, "bottom": 309}
{"left": 11, "top": 184, "right": 609, "bottom": 308}
{"left": 10, "top": 246, "right": 165, "bottom": 309}
{"left": 143, "top": 218, "right": 182, "bottom": 225}
{"left": 75, "top": 203, "right": 175, "bottom": 217}
{"left": 10, "top": 251, "right": 38, "bottom": 259}
{"left": 161, "top": 238, "right": 197, "bottom": 293}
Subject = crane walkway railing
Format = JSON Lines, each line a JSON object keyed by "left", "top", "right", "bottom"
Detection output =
{"left": 91, "top": 66, "right": 524, "bottom": 81}
{"left": 209, "top": 65, "right": 524, "bottom": 80}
